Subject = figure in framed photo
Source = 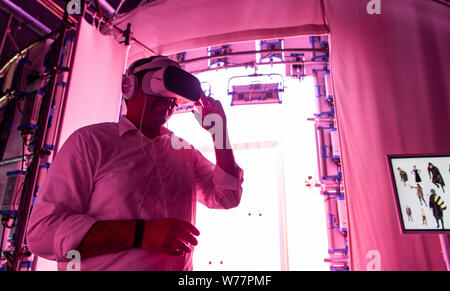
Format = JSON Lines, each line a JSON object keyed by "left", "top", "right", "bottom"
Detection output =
{"left": 410, "top": 184, "right": 427, "bottom": 207}
{"left": 406, "top": 206, "right": 413, "bottom": 222}
{"left": 397, "top": 167, "right": 408, "bottom": 186}
{"left": 428, "top": 163, "right": 445, "bottom": 193}
{"left": 421, "top": 209, "right": 427, "bottom": 226}
{"left": 411, "top": 165, "right": 422, "bottom": 183}
{"left": 429, "top": 189, "right": 446, "bottom": 230}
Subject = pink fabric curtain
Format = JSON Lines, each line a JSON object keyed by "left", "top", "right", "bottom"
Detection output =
{"left": 326, "top": 0, "right": 450, "bottom": 270}
{"left": 112, "top": 0, "right": 327, "bottom": 62}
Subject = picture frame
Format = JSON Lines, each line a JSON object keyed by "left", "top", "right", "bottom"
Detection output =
{"left": 387, "top": 153, "right": 450, "bottom": 234}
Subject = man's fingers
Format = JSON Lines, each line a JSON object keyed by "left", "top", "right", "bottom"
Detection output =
{"left": 173, "top": 239, "right": 191, "bottom": 253}
{"left": 200, "top": 90, "right": 209, "bottom": 105}
{"left": 164, "top": 240, "right": 190, "bottom": 256}
{"left": 174, "top": 220, "right": 200, "bottom": 236}
{"left": 175, "top": 228, "right": 198, "bottom": 246}
{"left": 143, "top": 218, "right": 201, "bottom": 256}
{"left": 164, "top": 247, "right": 184, "bottom": 257}
{"left": 192, "top": 108, "right": 204, "bottom": 125}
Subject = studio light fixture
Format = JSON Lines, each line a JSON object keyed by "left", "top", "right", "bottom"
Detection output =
{"left": 227, "top": 73, "right": 284, "bottom": 106}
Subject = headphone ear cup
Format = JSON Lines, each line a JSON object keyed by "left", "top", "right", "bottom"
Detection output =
{"left": 122, "top": 74, "right": 138, "bottom": 100}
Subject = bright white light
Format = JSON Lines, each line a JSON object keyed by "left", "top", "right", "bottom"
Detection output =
{"left": 167, "top": 64, "right": 329, "bottom": 271}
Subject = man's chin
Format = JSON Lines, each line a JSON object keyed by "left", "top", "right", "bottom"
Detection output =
{"left": 152, "top": 115, "right": 170, "bottom": 127}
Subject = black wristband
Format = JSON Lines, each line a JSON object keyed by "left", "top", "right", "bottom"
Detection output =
{"left": 134, "top": 219, "right": 145, "bottom": 248}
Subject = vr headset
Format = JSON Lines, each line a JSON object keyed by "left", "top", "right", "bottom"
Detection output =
{"left": 122, "top": 56, "right": 201, "bottom": 105}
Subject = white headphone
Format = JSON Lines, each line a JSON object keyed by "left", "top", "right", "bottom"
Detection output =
{"left": 121, "top": 56, "right": 181, "bottom": 101}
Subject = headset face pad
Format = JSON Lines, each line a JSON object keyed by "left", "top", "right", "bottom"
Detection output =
{"left": 141, "top": 66, "right": 201, "bottom": 103}
{"left": 123, "top": 57, "right": 201, "bottom": 104}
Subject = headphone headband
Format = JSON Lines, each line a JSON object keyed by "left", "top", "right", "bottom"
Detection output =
{"left": 128, "top": 56, "right": 180, "bottom": 75}
{"left": 123, "top": 56, "right": 178, "bottom": 101}
{"left": 122, "top": 56, "right": 200, "bottom": 104}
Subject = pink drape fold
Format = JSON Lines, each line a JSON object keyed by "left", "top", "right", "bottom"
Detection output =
{"left": 112, "top": 0, "right": 327, "bottom": 61}
{"left": 326, "top": 0, "right": 450, "bottom": 270}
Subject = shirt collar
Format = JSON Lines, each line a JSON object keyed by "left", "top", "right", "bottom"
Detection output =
{"left": 118, "top": 115, "right": 173, "bottom": 138}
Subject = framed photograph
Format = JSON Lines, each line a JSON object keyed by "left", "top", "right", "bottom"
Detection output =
{"left": 387, "top": 153, "right": 450, "bottom": 234}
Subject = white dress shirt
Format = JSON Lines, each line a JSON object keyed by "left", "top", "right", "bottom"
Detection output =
{"left": 26, "top": 116, "right": 244, "bottom": 270}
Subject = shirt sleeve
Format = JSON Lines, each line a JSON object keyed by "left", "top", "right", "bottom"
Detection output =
{"left": 192, "top": 148, "right": 244, "bottom": 209}
{"left": 26, "top": 131, "right": 97, "bottom": 262}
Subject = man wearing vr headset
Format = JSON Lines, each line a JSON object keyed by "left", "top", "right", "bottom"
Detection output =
{"left": 26, "top": 56, "right": 244, "bottom": 270}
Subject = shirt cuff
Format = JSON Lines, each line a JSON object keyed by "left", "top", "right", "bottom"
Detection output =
{"left": 213, "top": 164, "right": 244, "bottom": 190}
{"left": 53, "top": 214, "right": 97, "bottom": 262}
